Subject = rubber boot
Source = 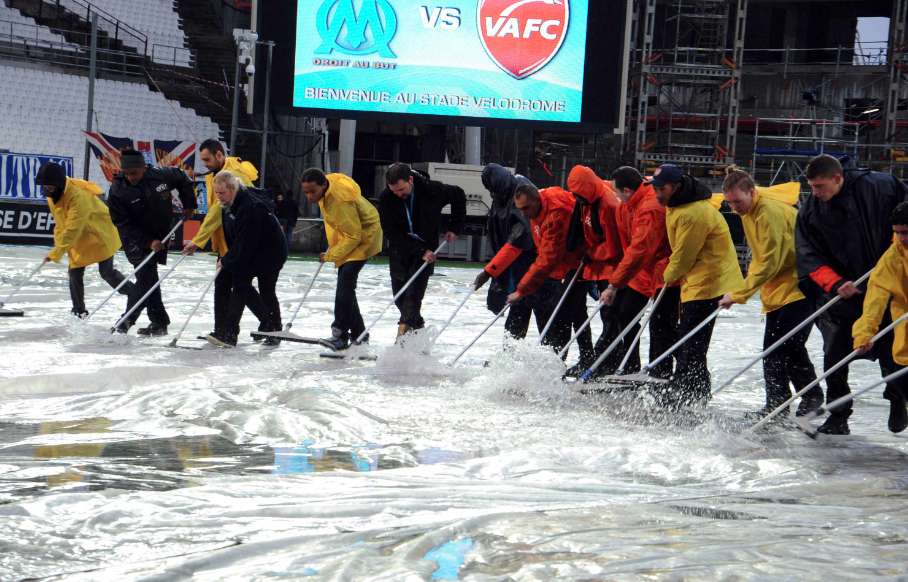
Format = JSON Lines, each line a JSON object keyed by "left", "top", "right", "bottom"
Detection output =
{"left": 795, "top": 388, "right": 825, "bottom": 417}
{"left": 321, "top": 327, "right": 350, "bottom": 352}
{"left": 816, "top": 408, "right": 852, "bottom": 435}
{"left": 887, "top": 393, "right": 908, "bottom": 434}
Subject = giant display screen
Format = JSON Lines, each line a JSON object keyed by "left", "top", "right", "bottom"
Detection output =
{"left": 293, "top": 0, "right": 589, "bottom": 122}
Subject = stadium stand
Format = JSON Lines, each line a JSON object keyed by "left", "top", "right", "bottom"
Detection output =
{"left": 0, "top": 62, "right": 220, "bottom": 184}
{"left": 0, "top": 2, "right": 77, "bottom": 50}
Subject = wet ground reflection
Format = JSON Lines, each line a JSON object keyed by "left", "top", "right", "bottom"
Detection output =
{"left": 0, "top": 418, "right": 453, "bottom": 501}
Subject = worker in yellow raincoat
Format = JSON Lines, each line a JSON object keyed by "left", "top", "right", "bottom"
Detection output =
{"left": 651, "top": 164, "right": 744, "bottom": 407}
{"left": 182, "top": 139, "right": 263, "bottom": 339}
{"left": 718, "top": 168, "right": 824, "bottom": 417}
{"left": 300, "top": 168, "right": 383, "bottom": 351}
{"left": 36, "top": 161, "right": 135, "bottom": 318}
{"left": 852, "top": 201, "right": 908, "bottom": 434}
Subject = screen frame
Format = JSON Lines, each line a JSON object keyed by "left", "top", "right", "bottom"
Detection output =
{"left": 258, "top": 0, "right": 630, "bottom": 132}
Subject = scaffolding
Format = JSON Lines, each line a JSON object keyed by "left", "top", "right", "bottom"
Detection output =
{"left": 750, "top": 118, "right": 861, "bottom": 184}
{"left": 628, "top": 0, "right": 748, "bottom": 176}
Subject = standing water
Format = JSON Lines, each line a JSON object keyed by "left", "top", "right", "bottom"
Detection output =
{"left": 1, "top": 244, "right": 906, "bottom": 580}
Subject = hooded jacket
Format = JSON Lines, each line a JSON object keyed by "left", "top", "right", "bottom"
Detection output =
{"left": 853, "top": 240, "right": 908, "bottom": 365}
{"left": 46, "top": 177, "right": 121, "bottom": 269}
{"left": 481, "top": 164, "right": 536, "bottom": 293}
{"left": 610, "top": 182, "right": 671, "bottom": 297}
{"left": 222, "top": 187, "right": 288, "bottom": 277}
{"left": 516, "top": 187, "right": 576, "bottom": 297}
{"left": 566, "top": 166, "right": 622, "bottom": 282}
{"left": 192, "top": 157, "right": 258, "bottom": 256}
{"left": 662, "top": 174, "right": 744, "bottom": 302}
{"left": 796, "top": 169, "right": 908, "bottom": 297}
{"left": 108, "top": 166, "right": 197, "bottom": 263}
{"left": 319, "top": 173, "right": 383, "bottom": 266}
{"left": 378, "top": 171, "right": 466, "bottom": 258}
{"left": 728, "top": 192, "right": 804, "bottom": 313}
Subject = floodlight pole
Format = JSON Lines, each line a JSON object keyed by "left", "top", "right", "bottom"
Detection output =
{"left": 82, "top": 13, "right": 98, "bottom": 180}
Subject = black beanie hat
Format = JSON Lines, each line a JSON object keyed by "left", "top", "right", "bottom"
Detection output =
{"left": 120, "top": 151, "right": 146, "bottom": 170}
{"left": 36, "top": 161, "right": 67, "bottom": 192}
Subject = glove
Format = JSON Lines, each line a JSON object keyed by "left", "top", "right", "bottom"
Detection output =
{"left": 473, "top": 270, "right": 492, "bottom": 291}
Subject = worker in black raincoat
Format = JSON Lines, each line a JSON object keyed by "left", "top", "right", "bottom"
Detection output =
{"left": 796, "top": 154, "right": 908, "bottom": 435}
{"left": 107, "top": 149, "right": 196, "bottom": 335}
{"left": 471, "top": 163, "right": 539, "bottom": 338}
{"left": 378, "top": 163, "right": 467, "bottom": 338}
{"left": 205, "top": 172, "right": 288, "bottom": 347}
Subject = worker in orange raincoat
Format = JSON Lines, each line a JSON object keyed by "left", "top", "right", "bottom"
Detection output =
{"left": 565, "top": 165, "right": 623, "bottom": 376}
{"left": 35, "top": 161, "right": 135, "bottom": 318}
{"left": 599, "top": 166, "right": 679, "bottom": 380}
{"left": 507, "top": 183, "right": 581, "bottom": 356}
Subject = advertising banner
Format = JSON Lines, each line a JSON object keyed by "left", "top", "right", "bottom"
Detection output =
{"left": 293, "top": 0, "right": 590, "bottom": 122}
{"left": 0, "top": 152, "right": 74, "bottom": 200}
{"left": 0, "top": 199, "right": 55, "bottom": 244}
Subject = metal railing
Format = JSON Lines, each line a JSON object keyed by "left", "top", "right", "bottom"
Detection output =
{"left": 32, "top": 0, "right": 148, "bottom": 55}
{"left": 633, "top": 42, "right": 891, "bottom": 70}
{"left": 150, "top": 43, "right": 194, "bottom": 68}
{"left": 0, "top": 23, "right": 145, "bottom": 76}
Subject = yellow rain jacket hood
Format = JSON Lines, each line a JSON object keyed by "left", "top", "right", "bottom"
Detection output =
{"left": 320, "top": 173, "right": 383, "bottom": 266}
{"left": 192, "top": 157, "right": 258, "bottom": 255}
{"left": 853, "top": 241, "right": 908, "bottom": 365}
{"left": 662, "top": 175, "right": 744, "bottom": 302}
{"left": 728, "top": 192, "right": 804, "bottom": 312}
{"left": 46, "top": 178, "right": 121, "bottom": 268}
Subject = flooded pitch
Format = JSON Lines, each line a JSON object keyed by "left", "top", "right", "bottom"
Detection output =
{"left": 1, "top": 244, "right": 907, "bottom": 580}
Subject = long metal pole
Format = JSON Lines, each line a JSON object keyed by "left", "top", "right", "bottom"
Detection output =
{"left": 645, "top": 307, "right": 723, "bottom": 372}
{"left": 0, "top": 262, "right": 45, "bottom": 308}
{"left": 557, "top": 303, "right": 605, "bottom": 359}
{"left": 712, "top": 269, "right": 872, "bottom": 397}
{"left": 169, "top": 267, "right": 221, "bottom": 347}
{"left": 113, "top": 254, "right": 188, "bottom": 331}
{"left": 354, "top": 240, "right": 447, "bottom": 344}
{"left": 429, "top": 286, "right": 474, "bottom": 347}
{"left": 82, "top": 13, "right": 98, "bottom": 180}
{"left": 617, "top": 285, "right": 669, "bottom": 374}
{"left": 229, "top": 51, "right": 241, "bottom": 153}
{"left": 752, "top": 309, "right": 908, "bottom": 430}
{"left": 86, "top": 220, "right": 184, "bottom": 319}
{"left": 259, "top": 41, "right": 273, "bottom": 186}
{"left": 579, "top": 298, "right": 653, "bottom": 382}
{"left": 797, "top": 366, "right": 908, "bottom": 436}
{"left": 450, "top": 304, "right": 510, "bottom": 365}
{"left": 285, "top": 261, "right": 325, "bottom": 331}
{"left": 538, "top": 261, "right": 584, "bottom": 345}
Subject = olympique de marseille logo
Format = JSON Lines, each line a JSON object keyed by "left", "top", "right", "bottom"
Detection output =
{"left": 478, "top": 0, "right": 569, "bottom": 79}
{"left": 315, "top": 0, "right": 398, "bottom": 58}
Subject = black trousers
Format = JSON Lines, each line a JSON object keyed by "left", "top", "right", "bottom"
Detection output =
{"left": 68, "top": 256, "right": 134, "bottom": 315}
{"left": 669, "top": 296, "right": 720, "bottom": 403}
{"left": 763, "top": 299, "right": 821, "bottom": 409}
{"left": 522, "top": 279, "right": 573, "bottom": 356}
{"left": 332, "top": 260, "right": 366, "bottom": 340}
{"left": 214, "top": 266, "right": 266, "bottom": 335}
{"left": 126, "top": 253, "right": 169, "bottom": 327}
{"left": 649, "top": 286, "right": 681, "bottom": 379}
{"left": 566, "top": 279, "right": 594, "bottom": 364}
{"left": 818, "top": 307, "right": 903, "bottom": 415}
{"left": 224, "top": 268, "right": 282, "bottom": 340}
{"left": 390, "top": 251, "right": 432, "bottom": 329}
{"left": 594, "top": 285, "right": 651, "bottom": 375}
{"left": 487, "top": 287, "right": 546, "bottom": 340}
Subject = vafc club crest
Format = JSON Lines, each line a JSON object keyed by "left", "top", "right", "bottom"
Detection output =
{"left": 315, "top": 0, "right": 398, "bottom": 58}
{"left": 477, "top": 0, "right": 570, "bottom": 79}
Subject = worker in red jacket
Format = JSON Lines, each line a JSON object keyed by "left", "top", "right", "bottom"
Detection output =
{"left": 565, "top": 165, "right": 623, "bottom": 376}
{"left": 507, "top": 183, "right": 581, "bottom": 356}
{"left": 600, "top": 166, "right": 679, "bottom": 379}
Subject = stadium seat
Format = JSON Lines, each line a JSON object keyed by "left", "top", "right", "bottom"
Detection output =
{"left": 0, "top": 3, "right": 79, "bottom": 50}
{"left": 0, "top": 62, "right": 221, "bottom": 184}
